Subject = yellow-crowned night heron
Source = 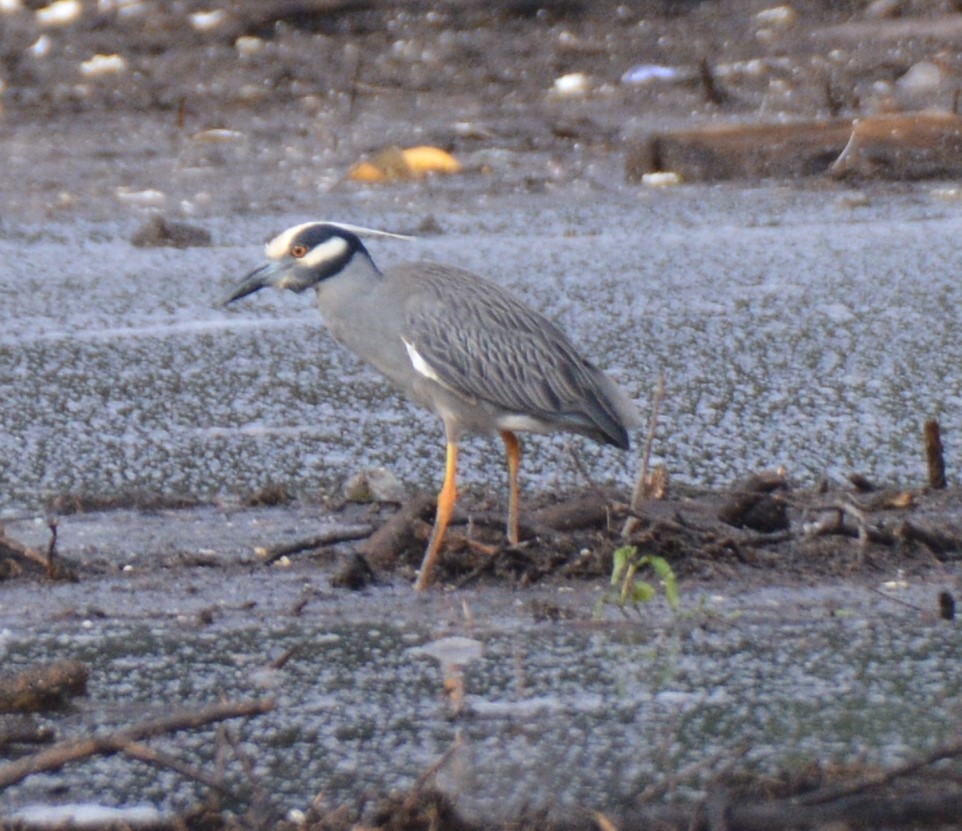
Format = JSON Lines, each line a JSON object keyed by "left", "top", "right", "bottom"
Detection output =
{"left": 224, "top": 221, "right": 640, "bottom": 589}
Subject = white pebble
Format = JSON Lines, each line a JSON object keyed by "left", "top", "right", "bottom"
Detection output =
{"left": 115, "top": 187, "right": 166, "bottom": 207}
{"left": 897, "top": 61, "right": 943, "bottom": 95}
{"left": 190, "top": 9, "right": 225, "bottom": 31}
{"left": 642, "top": 171, "right": 683, "bottom": 187}
{"left": 79, "top": 53, "right": 127, "bottom": 77}
{"left": 35, "top": 0, "right": 81, "bottom": 26}
{"left": 754, "top": 4, "right": 797, "bottom": 26}
{"left": 621, "top": 64, "right": 688, "bottom": 85}
{"left": 27, "top": 35, "right": 51, "bottom": 58}
{"left": 411, "top": 636, "right": 483, "bottom": 668}
{"left": 235, "top": 35, "right": 265, "bottom": 57}
{"left": 191, "top": 128, "right": 243, "bottom": 143}
{"left": 552, "top": 72, "right": 590, "bottom": 97}
{"left": 98, "top": 0, "right": 144, "bottom": 12}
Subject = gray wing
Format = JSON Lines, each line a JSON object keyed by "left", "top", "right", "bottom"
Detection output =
{"left": 396, "top": 263, "right": 633, "bottom": 448}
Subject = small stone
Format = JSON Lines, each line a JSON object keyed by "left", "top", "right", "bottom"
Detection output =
{"left": 35, "top": 0, "right": 80, "bottom": 26}
{"left": 342, "top": 468, "right": 406, "bottom": 502}
{"left": 79, "top": 54, "right": 127, "bottom": 78}
{"left": 864, "top": 0, "right": 901, "bottom": 19}
{"left": 642, "top": 171, "right": 682, "bottom": 187}
{"left": 754, "top": 5, "right": 797, "bottom": 27}
{"left": 896, "top": 61, "right": 943, "bottom": 95}
{"left": 131, "top": 216, "right": 212, "bottom": 249}
{"left": 551, "top": 72, "right": 590, "bottom": 97}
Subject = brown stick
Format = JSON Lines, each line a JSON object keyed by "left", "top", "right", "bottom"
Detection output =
{"left": 0, "top": 698, "right": 274, "bottom": 790}
{"left": 262, "top": 524, "right": 375, "bottom": 564}
{"left": 623, "top": 373, "right": 666, "bottom": 538}
{"left": 120, "top": 740, "right": 235, "bottom": 796}
{"left": 800, "top": 736, "right": 962, "bottom": 806}
{"left": 357, "top": 494, "right": 435, "bottom": 570}
{"left": 924, "top": 418, "right": 947, "bottom": 489}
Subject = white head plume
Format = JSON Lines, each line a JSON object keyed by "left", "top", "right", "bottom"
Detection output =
{"left": 265, "top": 221, "right": 414, "bottom": 259}
{"left": 320, "top": 221, "right": 415, "bottom": 242}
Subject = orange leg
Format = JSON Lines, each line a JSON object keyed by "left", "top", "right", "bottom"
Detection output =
{"left": 415, "top": 441, "right": 459, "bottom": 591}
{"left": 501, "top": 430, "right": 522, "bottom": 545}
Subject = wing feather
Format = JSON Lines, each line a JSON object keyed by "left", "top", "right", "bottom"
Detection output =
{"left": 395, "top": 263, "right": 633, "bottom": 447}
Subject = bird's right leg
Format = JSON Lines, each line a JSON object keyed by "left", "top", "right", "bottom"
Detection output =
{"left": 500, "top": 430, "right": 522, "bottom": 545}
{"left": 415, "top": 441, "right": 459, "bottom": 590}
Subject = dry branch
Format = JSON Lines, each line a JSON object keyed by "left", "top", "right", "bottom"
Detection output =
{"left": 357, "top": 494, "right": 435, "bottom": 569}
{"left": 261, "top": 524, "right": 375, "bottom": 564}
{"left": 0, "top": 521, "right": 74, "bottom": 581}
{"left": 623, "top": 373, "right": 665, "bottom": 539}
{"left": 120, "top": 740, "right": 234, "bottom": 796}
{"left": 0, "top": 698, "right": 274, "bottom": 790}
{"left": 0, "top": 718, "right": 54, "bottom": 749}
{"left": 925, "top": 418, "right": 947, "bottom": 490}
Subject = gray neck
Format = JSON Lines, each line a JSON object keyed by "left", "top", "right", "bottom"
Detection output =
{"left": 313, "top": 249, "right": 383, "bottom": 342}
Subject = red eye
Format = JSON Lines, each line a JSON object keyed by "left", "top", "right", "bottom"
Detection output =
{"left": 290, "top": 244, "right": 308, "bottom": 258}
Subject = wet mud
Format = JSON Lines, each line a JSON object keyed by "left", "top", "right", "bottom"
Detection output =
{"left": 4, "top": 1, "right": 962, "bottom": 829}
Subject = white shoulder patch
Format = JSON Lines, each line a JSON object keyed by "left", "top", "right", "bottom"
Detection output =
{"left": 403, "top": 338, "right": 443, "bottom": 382}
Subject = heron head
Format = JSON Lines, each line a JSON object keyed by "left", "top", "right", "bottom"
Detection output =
{"left": 222, "top": 222, "right": 375, "bottom": 305}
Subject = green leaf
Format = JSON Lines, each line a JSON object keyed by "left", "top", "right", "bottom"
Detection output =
{"left": 611, "top": 545, "right": 636, "bottom": 586}
{"left": 650, "top": 555, "right": 680, "bottom": 609}
{"left": 631, "top": 581, "right": 656, "bottom": 603}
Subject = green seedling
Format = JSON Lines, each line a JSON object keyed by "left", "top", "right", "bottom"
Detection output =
{"left": 596, "top": 545, "right": 680, "bottom": 616}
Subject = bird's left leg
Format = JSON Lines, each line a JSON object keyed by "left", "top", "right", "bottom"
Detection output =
{"left": 415, "top": 440, "right": 459, "bottom": 591}
{"left": 500, "top": 430, "right": 522, "bottom": 545}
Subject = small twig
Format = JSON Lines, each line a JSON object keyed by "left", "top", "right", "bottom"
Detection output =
{"left": 804, "top": 497, "right": 898, "bottom": 554}
{"left": 218, "top": 722, "right": 275, "bottom": 824}
{"left": 120, "top": 740, "right": 236, "bottom": 797}
{"left": 925, "top": 418, "right": 947, "bottom": 490}
{"left": 344, "top": 42, "right": 362, "bottom": 126}
{"left": 457, "top": 533, "right": 501, "bottom": 558}
{"left": 636, "top": 741, "right": 750, "bottom": 804}
{"left": 44, "top": 517, "right": 64, "bottom": 580}
{"left": 270, "top": 645, "right": 301, "bottom": 671}
{"left": 841, "top": 495, "right": 871, "bottom": 560}
{"left": 623, "top": 373, "right": 666, "bottom": 538}
{"left": 453, "top": 550, "right": 504, "bottom": 589}
{"left": 869, "top": 585, "right": 924, "bottom": 614}
{"left": 698, "top": 57, "right": 724, "bottom": 105}
{"left": 409, "top": 734, "right": 467, "bottom": 796}
{"left": 896, "top": 519, "right": 962, "bottom": 556}
{"left": 0, "top": 698, "right": 274, "bottom": 790}
{"left": 261, "top": 525, "right": 375, "bottom": 564}
{"left": 0, "top": 722, "right": 54, "bottom": 750}
{"left": 800, "top": 738, "right": 962, "bottom": 806}
{"left": 0, "top": 530, "right": 49, "bottom": 570}
{"left": 45, "top": 518, "right": 58, "bottom": 561}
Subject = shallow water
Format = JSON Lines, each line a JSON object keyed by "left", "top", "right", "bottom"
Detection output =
{"left": 0, "top": 545, "right": 958, "bottom": 819}
{"left": 3, "top": 185, "right": 961, "bottom": 517}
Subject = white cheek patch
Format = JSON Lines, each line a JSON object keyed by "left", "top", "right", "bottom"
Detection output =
{"left": 302, "top": 236, "right": 350, "bottom": 268}
{"left": 403, "top": 338, "right": 443, "bottom": 383}
{"left": 265, "top": 222, "right": 316, "bottom": 259}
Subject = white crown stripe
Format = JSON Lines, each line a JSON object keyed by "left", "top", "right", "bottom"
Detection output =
{"left": 265, "top": 222, "right": 315, "bottom": 259}
{"left": 264, "top": 221, "right": 414, "bottom": 260}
